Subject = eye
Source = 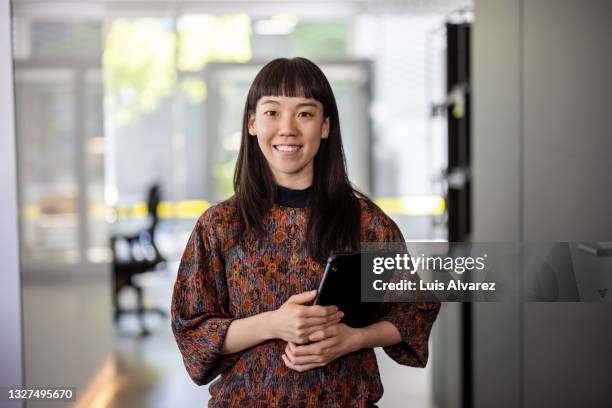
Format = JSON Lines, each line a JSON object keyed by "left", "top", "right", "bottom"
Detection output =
{"left": 264, "top": 111, "right": 277, "bottom": 117}
{"left": 298, "top": 111, "right": 314, "bottom": 118}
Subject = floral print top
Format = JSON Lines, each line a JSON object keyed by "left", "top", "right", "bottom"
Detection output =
{"left": 171, "top": 191, "right": 440, "bottom": 407}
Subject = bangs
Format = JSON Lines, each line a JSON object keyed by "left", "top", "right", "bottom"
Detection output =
{"left": 248, "top": 58, "right": 329, "bottom": 108}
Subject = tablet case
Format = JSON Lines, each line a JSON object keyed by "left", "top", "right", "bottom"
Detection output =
{"left": 314, "top": 253, "right": 381, "bottom": 328}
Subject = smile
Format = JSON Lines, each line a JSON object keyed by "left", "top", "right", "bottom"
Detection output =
{"left": 273, "top": 144, "right": 302, "bottom": 152}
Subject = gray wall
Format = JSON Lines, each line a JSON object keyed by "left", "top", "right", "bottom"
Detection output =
{"left": 521, "top": 0, "right": 612, "bottom": 406}
{"left": 472, "top": 0, "right": 522, "bottom": 406}
{"left": 473, "top": 0, "right": 612, "bottom": 407}
{"left": 432, "top": 302, "right": 464, "bottom": 408}
{"left": 0, "top": 1, "right": 24, "bottom": 407}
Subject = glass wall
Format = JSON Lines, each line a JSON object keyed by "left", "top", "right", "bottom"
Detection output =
{"left": 15, "top": 64, "right": 107, "bottom": 273}
{"left": 12, "top": 15, "right": 115, "bottom": 406}
{"left": 15, "top": 70, "right": 79, "bottom": 265}
{"left": 102, "top": 13, "right": 449, "bottom": 262}
{"left": 14, "top": 17, "right": 108, "bottom": 274}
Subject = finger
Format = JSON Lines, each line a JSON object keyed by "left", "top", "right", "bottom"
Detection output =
{"left": 286, "top": 341, "right": 298, "bottom": 353}
{"left": 293, "top": 337, "right": 335, "bottom": 356}
{"left": 308, "top": 330, "right": 325, "bottom": 342}
{"left": 286, "top": 350, "right": 325, "bottom": 365}
{"left": 308, "top": 324, "right": 336, "bottom": 342}
{"left": 322, "top": 316, "right": 343, "bottom": 328}
{"left": 301, "top": 304, "right": 339, "bottom": 318}
{"left": 300, "top": 311, "right": 344, "bottom": 328}
{"left": 298, "top": 317, "right": 342, "bottom": 339}
{"left": 308, "top": 324, "right": 340, "bottom": 342}
{"left": 285, "top": 342, "right": 296, "bottom": 357}
{"left": 282, "top": 353, "right": 325, "bottom": 372}
{"left": 298, "top": 316, "right": 330, "bottom": 328}
{"left": 285, "top": 345, "right": 308, "bottom": 364}
{"left": 292, "top": 317, "right": 342, "bottom": 342}
{"left": 312, "top": 310, "right": 344, "bottom": 323}
{"left": 285, "top": 344, "right": 294, "bottom": 360}
{"left": 287, "top": 290, "right": 317, "bottom": 305}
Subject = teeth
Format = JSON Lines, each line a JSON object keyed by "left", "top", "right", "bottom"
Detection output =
{"left": 275, "top": 145, "right": 300, "bottom": 152}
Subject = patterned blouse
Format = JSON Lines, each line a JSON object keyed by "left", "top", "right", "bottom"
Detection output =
{"left": 171, "top": 187, "right": 440, "bottom": 407}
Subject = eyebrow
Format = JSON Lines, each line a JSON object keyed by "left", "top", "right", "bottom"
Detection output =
{"left": 259, "top": 99, "right": 318, "bottom": 109}
{"left": 260, "top": 99, "right": 280, "bottom": 106}
{"left": 296, "top": 102, "right": 318, "bottom": 108}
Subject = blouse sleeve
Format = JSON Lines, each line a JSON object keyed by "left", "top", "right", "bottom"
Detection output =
{"left": 374, "top": 216, "right": 441, "bottom": 368}
{"left": 171, "top": 211, "right": 239, "bottom": 385}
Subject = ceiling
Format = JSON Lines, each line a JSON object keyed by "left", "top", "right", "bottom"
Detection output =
{"left": 12, "top": 0, "right": 473, "bottom": 20}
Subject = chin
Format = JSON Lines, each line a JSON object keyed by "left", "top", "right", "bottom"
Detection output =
{"left": 270, "top": 163, "right": 306, "bottom": 175}
{"left": 276, "top": 167, "right": 303, "bottom": 175}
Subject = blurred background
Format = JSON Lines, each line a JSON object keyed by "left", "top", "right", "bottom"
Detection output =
{"left": 2, "top": 0, "right": 612, "bottom": 407}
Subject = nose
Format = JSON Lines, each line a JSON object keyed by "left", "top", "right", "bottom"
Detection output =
{"left": 278, "top": 114, "right": 297, "bottom": 137}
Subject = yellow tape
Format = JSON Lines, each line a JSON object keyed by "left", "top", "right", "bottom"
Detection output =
{"left": 22, "top": 196, "right": 442, "bottom": 221}
{"left": 374, "top": 195, "right": 445, "bottom": 216}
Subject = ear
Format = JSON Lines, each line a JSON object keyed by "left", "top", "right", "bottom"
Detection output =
{"left": 321, "top": 117, "right": 330, "bottom": 139}
{"left": 247, "top": 112, "right": 257, "bottom": 136}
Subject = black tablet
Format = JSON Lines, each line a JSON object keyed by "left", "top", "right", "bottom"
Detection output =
{"left": 313, "top": 253, "right": 381, "bottom": 328}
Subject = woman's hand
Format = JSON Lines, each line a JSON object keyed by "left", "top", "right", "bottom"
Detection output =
{"left": 281, "top": 323, "right": 364, "bottom": 372}
{"left": 268, "top": 290, "right": 344, "bottom": 344}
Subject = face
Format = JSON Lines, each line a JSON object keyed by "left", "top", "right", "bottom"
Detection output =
{"left": 248, "top": 95, "right": 330, "bottom": 189}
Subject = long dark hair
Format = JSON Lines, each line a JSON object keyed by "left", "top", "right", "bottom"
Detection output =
{"left": 234, "top": 57, "right": 367, "bottom": 262}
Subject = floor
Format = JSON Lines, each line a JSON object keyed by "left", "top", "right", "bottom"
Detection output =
{"left": 110, "top": 315, "right": 209, "bottom": 407}
{"left": 108, "top": 259, "right": 209, "bottom": 408}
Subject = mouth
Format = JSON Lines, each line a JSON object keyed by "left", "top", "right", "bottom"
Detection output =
{"left": 273, "top": 144, "right": 302, "bottom": 153}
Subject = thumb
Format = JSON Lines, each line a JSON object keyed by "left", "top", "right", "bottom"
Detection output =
{"left": 288, "top": 290, "right": 317, "bottom": 304}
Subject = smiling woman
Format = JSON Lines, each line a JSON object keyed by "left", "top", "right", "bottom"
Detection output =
{"left": 234, "top": 57, "right": 363, "bottom": 262}
{"left": 171, "top": 57, "right": 440, "bottom": 407}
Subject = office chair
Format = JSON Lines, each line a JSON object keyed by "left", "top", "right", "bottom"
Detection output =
{"left": 111, "top": 184, "right": 167, "bottom": 336}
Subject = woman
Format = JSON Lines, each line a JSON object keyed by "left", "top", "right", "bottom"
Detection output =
{"left": 171, "top": 57, "right": 440, "bottom": 407}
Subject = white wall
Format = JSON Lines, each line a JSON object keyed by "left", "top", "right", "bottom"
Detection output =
{"left": 0, "top": 1, "right": 24, "bottom": 407}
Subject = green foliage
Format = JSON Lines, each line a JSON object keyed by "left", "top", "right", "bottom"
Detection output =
{"left": 103, "top": 19, "right": 177, "bottom": 124}
{"left": 103, "top": 15, "right": 252, "bottom": 124}
{"left": 292, "top": 22, "right": 349, "bottom": 59}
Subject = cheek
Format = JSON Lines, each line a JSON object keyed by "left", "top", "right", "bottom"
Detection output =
{"left": 255, "top": 135, "right": 271, "bottom": 154}
{"left": 305, "top": 133, "right": 323, "bottom": 152}
{"left": 255, "top": 119, "right": 275, "bottom": 135}
{"left": 255, "top": 125, "right": 274, "bottom": 146}
{"left": 309, "top": 140, "right": 322, "bottom": 154}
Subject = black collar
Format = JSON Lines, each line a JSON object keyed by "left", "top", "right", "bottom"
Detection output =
{"left": 275, "top": 185, "right": 312, "bottom": 208}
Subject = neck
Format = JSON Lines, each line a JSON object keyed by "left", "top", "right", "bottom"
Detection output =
{"left": 272, "top": 171, "right": 313, "bottom": 190}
